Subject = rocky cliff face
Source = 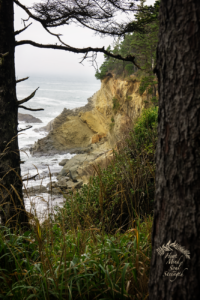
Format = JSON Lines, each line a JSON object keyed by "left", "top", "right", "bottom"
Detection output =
{"left": 30, "top": 74, "right": 148, "bottom": 156}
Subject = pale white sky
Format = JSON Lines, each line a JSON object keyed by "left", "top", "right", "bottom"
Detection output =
{"left": 14, "top": 0, "right": 156, "bottom": 80}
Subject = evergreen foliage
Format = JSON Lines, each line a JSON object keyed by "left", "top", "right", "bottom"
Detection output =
{"left": 95, "top": 0, "right": 160, "bottom": 105}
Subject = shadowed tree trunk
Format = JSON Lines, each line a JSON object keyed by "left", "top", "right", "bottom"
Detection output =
{"left": 0, "top": 0, "right": 29, "bottom": 229}
{"left": 149, "top": 0, "right": 200, "bottom": 299}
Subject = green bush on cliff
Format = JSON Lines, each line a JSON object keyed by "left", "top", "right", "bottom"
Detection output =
{"left": 128, "top": 106, "right": 158, "bottom": 152}
{"left": 112, "top": 97, "right": 120, "bottom": 112}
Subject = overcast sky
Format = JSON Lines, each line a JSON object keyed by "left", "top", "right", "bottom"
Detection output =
{"left": 14, "top": 0, "right": 156, "bottom": 80}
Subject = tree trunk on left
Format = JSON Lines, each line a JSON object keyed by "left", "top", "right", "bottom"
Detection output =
{"left": 0, "top": 0, "right": 29, "bottom": 229}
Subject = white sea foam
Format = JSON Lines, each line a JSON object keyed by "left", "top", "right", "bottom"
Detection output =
{"left": 17, "top": 74, "right": 100, "bottom": 220}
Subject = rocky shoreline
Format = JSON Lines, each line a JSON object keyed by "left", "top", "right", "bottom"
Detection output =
{"left": 29, "top": 93, "right": 99, "bottom": 156}
{"left": 26, "top": 74, "right": 147, "bottom": 198}
{"left": 18, "top": 113, "right": 43, "bottom": 123}
{"left": 23, "top": 144, "right": 115, "bottom": 197}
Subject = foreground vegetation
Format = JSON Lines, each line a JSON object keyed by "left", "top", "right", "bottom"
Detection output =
{"left": 0, "top": 106, "right": 158, "bottom": 300}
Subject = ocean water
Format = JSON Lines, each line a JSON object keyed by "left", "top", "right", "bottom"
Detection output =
{"left": 17, "top": 73, "right": 101, "bottom": 220}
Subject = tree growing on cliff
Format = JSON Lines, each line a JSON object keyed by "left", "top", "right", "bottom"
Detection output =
{"left": 0, "top": 0, "right": 155, "bottom": 229}
{"left": 148, "top": 0, "right": 200, "bottom": 299}
{"left": 95, "top": 0, "right": 160, "bottom": 106}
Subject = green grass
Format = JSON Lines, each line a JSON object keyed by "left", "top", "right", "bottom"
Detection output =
{"left": 0, "top": 215, "right": 153, "bottom": 300}
{"left": 0, "top": 106, "right": 158, "bottom": 300}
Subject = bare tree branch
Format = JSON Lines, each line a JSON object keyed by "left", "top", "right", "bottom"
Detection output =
{"left": 17, "top": 87, "right": 39, "bottom": 105}
{"left": 16, "top": 77, "right": 29, "bottom": 84}
{"left": 15, "top": 40, "right": 141, "bottom": 68}
{"left": 14, "top": 0, "right": 47, "bottom": 24}
{"left": 14, "top": 23, "right": 32, "bottom": 36}
{"left": 13, "top": 0, "right": 154, "bottom": 70}
{"left": 18, "top": 105, "right": 44, "bottom": 112}
{"left": 14, "top": 0, "right": 144, "bottom": 34}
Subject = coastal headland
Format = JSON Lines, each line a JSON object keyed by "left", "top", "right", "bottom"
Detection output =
{"left": 29, "top": 74, "right": 149, "bottom": 194}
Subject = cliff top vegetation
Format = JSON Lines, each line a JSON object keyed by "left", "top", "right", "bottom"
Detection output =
{"left": 95, "top": 0, "right": 160, "bottom": 107}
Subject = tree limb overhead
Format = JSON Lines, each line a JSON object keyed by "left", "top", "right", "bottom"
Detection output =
{"left": 15, "top": 40, "right": 141, "bottom": 68}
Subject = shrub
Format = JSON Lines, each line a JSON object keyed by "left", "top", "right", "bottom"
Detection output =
{"left": 129, "top": 106, "right": 158, "bottom": 152}
{"left": 112, "top": 97, "right": 120, "bottom": 113}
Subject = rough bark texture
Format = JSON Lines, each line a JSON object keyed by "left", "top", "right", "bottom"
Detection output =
{"left": 149, "top": 1, "right": 200, "bottom": 299}
{"left": 0, "top": 0, "right": 29, "bottom": 228}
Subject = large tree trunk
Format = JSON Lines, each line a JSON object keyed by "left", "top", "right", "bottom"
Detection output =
{"left": 0, "top": 0, "right": 29, "bottom": 229}
{"left": 149, "top": 1, "right": 200, "bottom": 299}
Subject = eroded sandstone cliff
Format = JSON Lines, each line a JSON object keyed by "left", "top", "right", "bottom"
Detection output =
{"left": 30, "top": 74, "right": 148, "bottom": 157}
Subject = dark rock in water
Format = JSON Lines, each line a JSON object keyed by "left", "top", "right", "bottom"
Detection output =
{"left": 59, "top": 159, "right": 69, "bottom": 166}
{"left": 23, "top": 185, "right": 47, "bottom": 196}
{"left": 18, "top": 113, "right": 42, "bottom": 123}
